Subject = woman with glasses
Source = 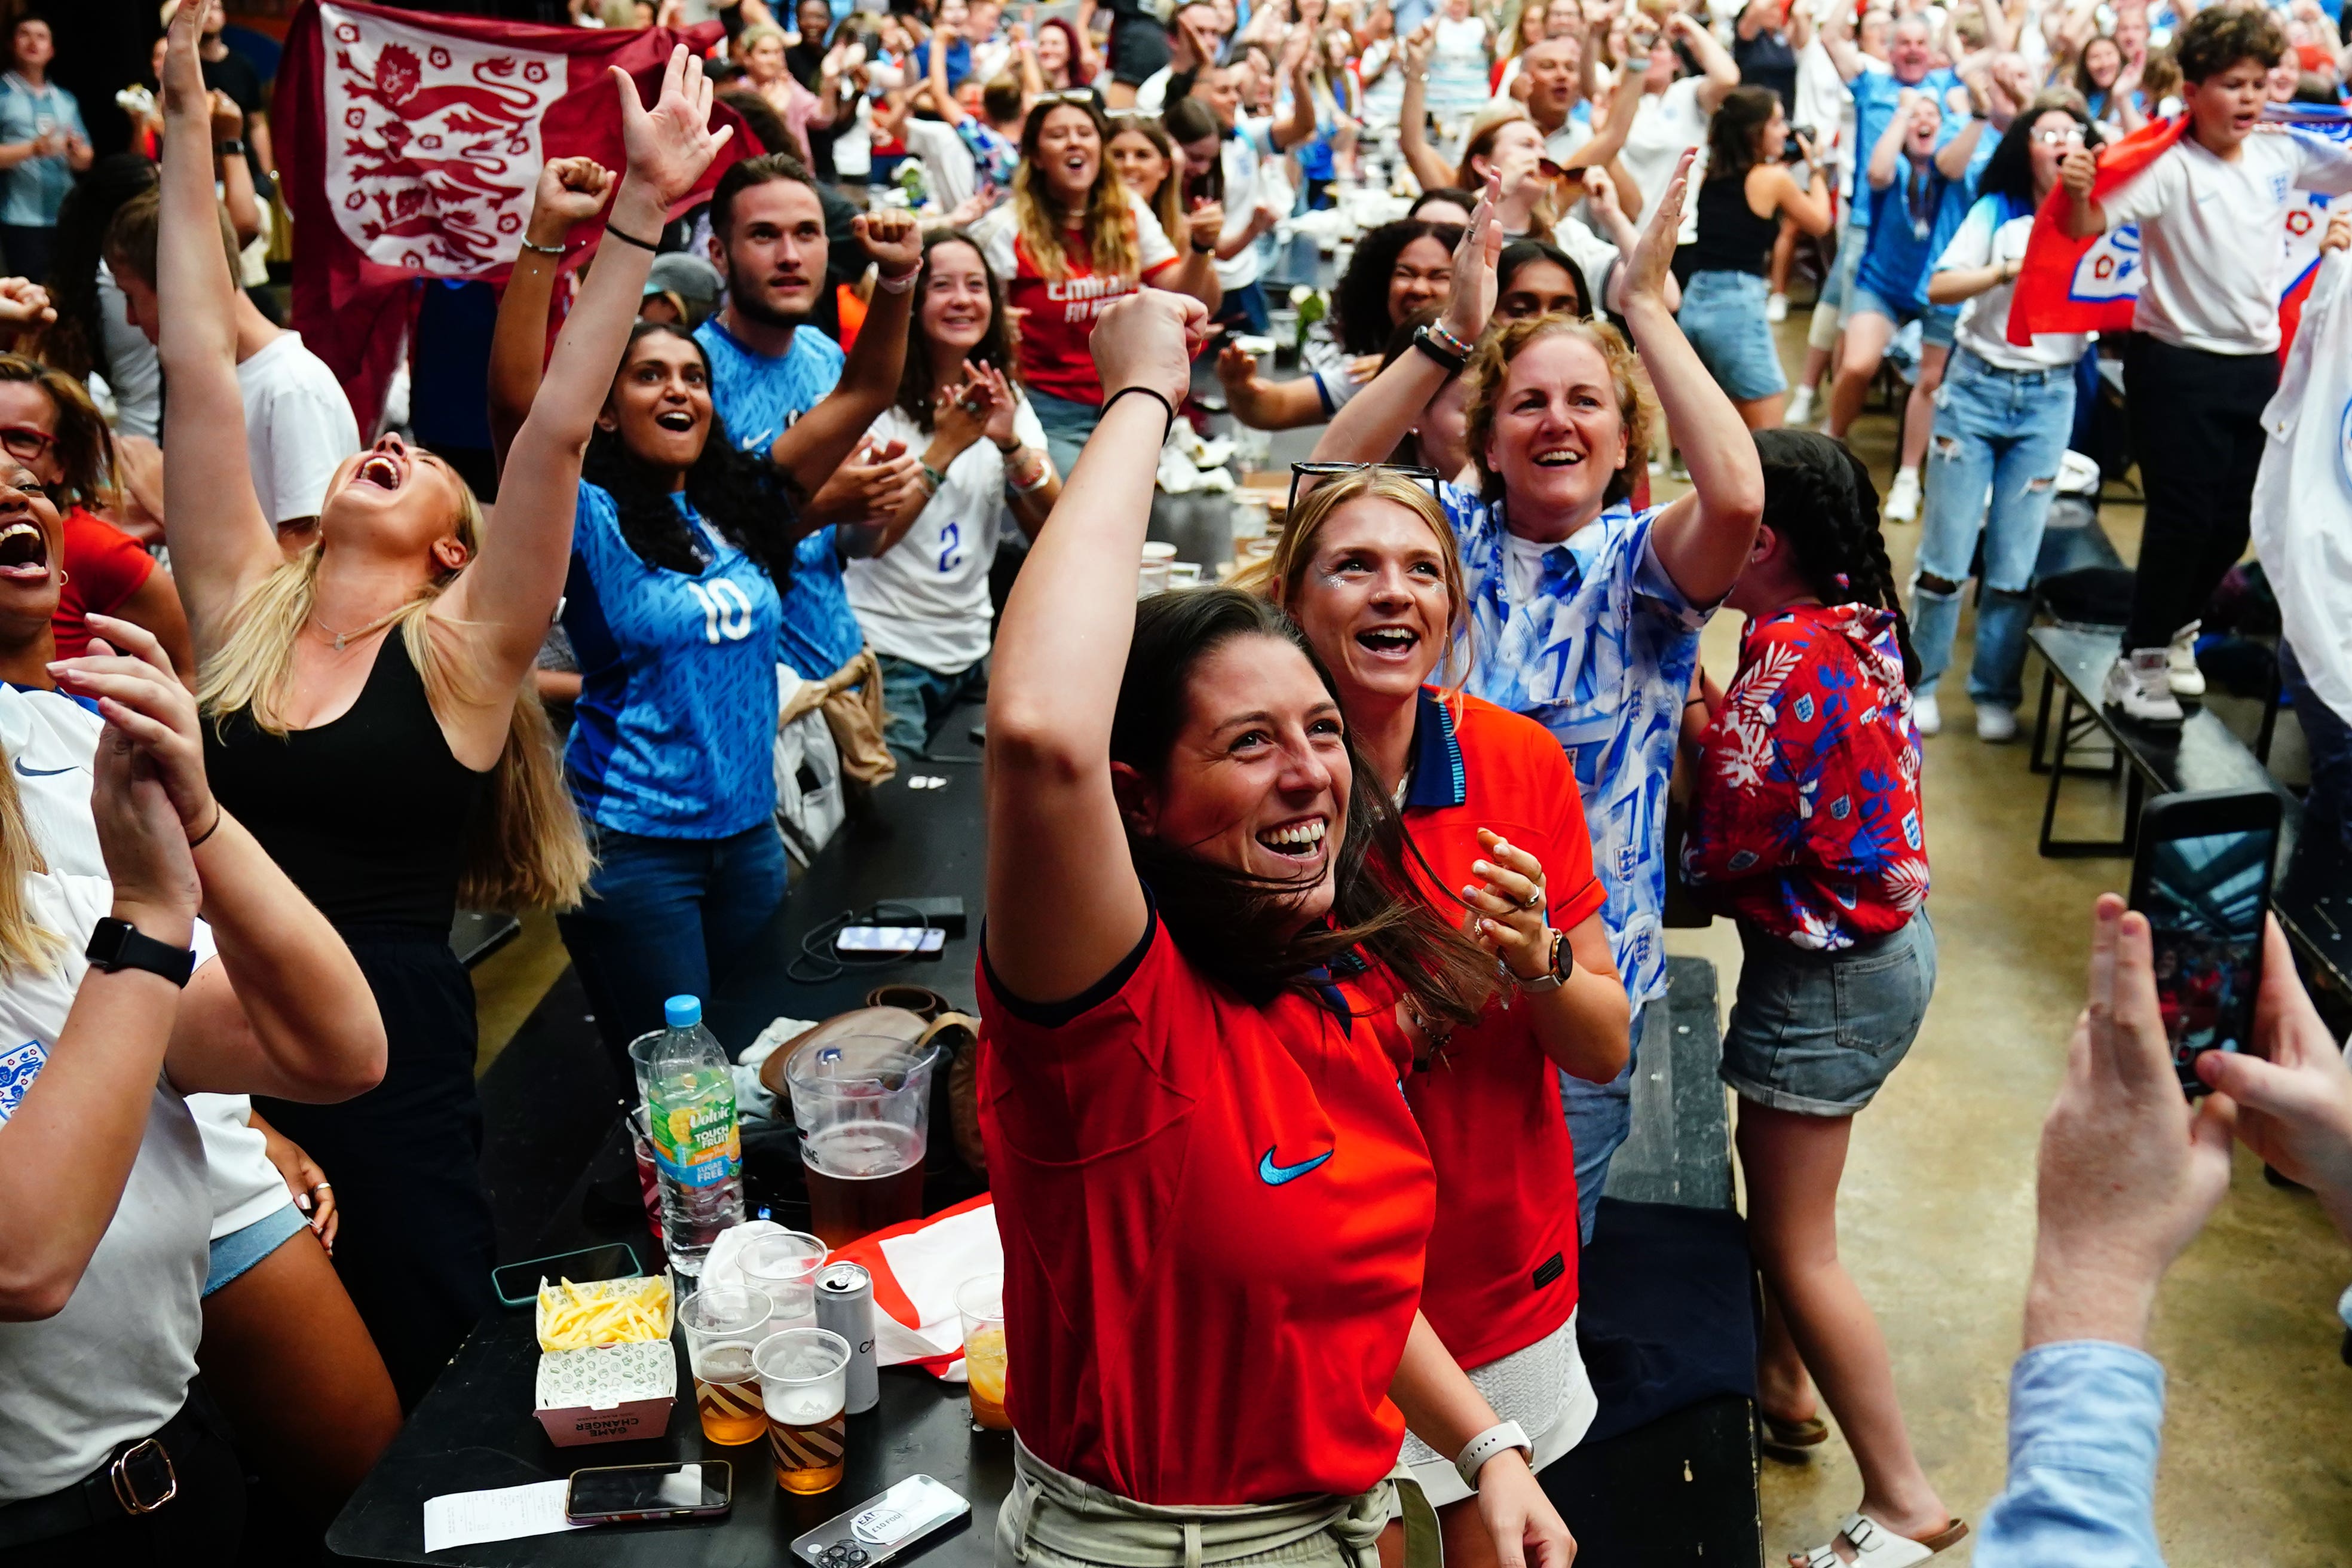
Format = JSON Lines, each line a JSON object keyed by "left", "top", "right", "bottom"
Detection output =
{"left": 1238, "top": 463, "right": 1628, "bottom": 1564}
{"left": 970, "top": 95, "right": 1220, "bottom": 477}
{"left": 1315, "top": 161, "right": 1765, "bottom": 1242}
{"left": 1908, "top": 97, "right": 2100, "bottom": 746}
{"left": 979, "top": 281, "right": 1576, "bottom": 1568}
{"left": 0, "top": 356, "right": 192, "bottom": 680}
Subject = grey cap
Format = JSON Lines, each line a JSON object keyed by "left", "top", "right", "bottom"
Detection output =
{"left": 644, "top": 251, "right": 725, "bottom": 316}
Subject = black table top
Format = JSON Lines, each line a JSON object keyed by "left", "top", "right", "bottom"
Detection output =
{"left": 2029, "top": 625, "right": 2288, "bottom": 800}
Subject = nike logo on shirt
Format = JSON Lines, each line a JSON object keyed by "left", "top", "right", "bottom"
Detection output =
{"left": 13, "top": 760, "right": 74, "bottom": 777}
{"left": 1257, "top": 1146, "right": 1334, "bottom": 1186}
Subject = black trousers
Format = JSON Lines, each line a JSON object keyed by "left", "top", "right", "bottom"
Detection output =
{"left": 257, "top": 929, "right": 496, "bottom": 1410}
{"left": 0, "top": 1382, "right": 244, "bottom": 1568}
{"left": 2121, "top": 335, "right": 2278, "bottom": 652}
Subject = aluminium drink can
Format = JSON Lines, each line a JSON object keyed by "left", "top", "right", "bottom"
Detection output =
{"left": 814, "top": 1261, "right": 879, "bottom": 1414}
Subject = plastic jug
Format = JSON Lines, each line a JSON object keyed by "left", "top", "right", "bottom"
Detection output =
{"left": 783, "top": 1037, "right": 944, "bottom": 1249}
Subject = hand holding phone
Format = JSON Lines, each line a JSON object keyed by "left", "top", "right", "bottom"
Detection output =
{"left": 2127, "top": 787, "right": 2283, "bottom": 1097}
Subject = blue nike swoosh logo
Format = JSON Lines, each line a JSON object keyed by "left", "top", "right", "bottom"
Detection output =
{"left": 12, "top": 760, "right": 74, "bottom": 777}
{"left": 1257, "top": 1146, "right": 1334, "bottom": 1186}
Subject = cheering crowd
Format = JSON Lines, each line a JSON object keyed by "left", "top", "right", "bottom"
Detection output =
{"left": 4, "top": 0, "right": 2352, "bottom": 1563}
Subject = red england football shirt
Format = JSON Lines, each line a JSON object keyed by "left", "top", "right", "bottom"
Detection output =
{"left": 52, "top": 509, "right": 157, "bottom": 662}
{"left": 977, "top": 910, "right": 1435, "bottom": 1505}
{"left": 975, "top": 189, "right": 1178, "bottom": 406}
{"left": 1398, "top": 690, "right": 1609, "bottom": 1369}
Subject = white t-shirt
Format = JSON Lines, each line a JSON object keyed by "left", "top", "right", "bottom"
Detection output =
{"left": 0, "top": 870, "right": 218, "bottom": 1502}
{"left": 1135, "top": 65, "right": 1175, "bottom": 115}
{"left": 1620, "top": 76, "right": 1711, "bottom": 245}
{"left": 902, "top": 117, "right": 978, "bottom": 212}
{"left": 845, "top": 395, "right": 1049, "bottom": 673}
{"left": 1937, "top": 194, "right": 2090, "bottom": 372}
{"left": 235, "top": 331, "right": 362, "bottom": 526}
{"left": 96, "top": 262, "right": 162, "bottom": 443}
{"left": 1793, "top": 38, "right": 1853, "bottom": 187}
{"left": 1218, "top": 118, "right": 1280, "bottom": 292}
{"left": 1503, "top": 529, "right": 1551, "bottom": 604}
{"left": 2102, "top": 130, "right": 2352, "bottom": 355}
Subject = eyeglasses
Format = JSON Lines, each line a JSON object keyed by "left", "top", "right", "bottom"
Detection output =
{"left": 1033, "top": 89, "right": 1100, "bottom": 108}
{"left": 2032, "top": 127, "right": 2085, "bottom": 147}
{"left": 0, "top": 425, "right": 56, "bottom": 464}
{"left": 1287, "top": 461, "right": 1444, "bottom": 516}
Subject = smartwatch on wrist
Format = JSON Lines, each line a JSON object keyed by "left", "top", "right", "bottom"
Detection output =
{"left": 215, "top": 138, "right": 247, "bottom": 158}
{"left": 85, "top": 918, "right": 196, "bottom": 988}
{"left": 1453, "top": 1421, "right": 1533, "bottom": 1491}
{"left": 1514, "top": 929, "right": 1572, "bottom": 993}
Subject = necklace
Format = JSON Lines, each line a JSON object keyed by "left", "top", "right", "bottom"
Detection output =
{"left": 309, "top": 601, "right": 413, "bottom": 653}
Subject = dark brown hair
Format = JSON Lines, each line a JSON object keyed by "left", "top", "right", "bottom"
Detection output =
{"left": 2175, "top": 5, "right": 2283, "bottom": 84}
{"left": 894, "top": 231, "right": 1019, "bottom": 430}
{"left": 0, "top": 354, "right": 115, "bottom": 509}
{"left": 709, "top": 149, "right": 823, "bottom": 238}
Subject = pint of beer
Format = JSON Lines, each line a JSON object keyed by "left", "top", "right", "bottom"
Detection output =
{"left": 679, "top": 1287, "right": 773, "bottom": 1446}
{"left": 783, "top": 1040, "right": 945, "bottom": 1250}
{"left": 754, "top": 1328, "right": 852, "bottom": 1494}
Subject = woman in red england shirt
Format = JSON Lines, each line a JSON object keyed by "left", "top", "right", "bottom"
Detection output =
{"left": 1249, "top": 466, "right": 1628, "bottom": 1566}
{"left": 970, "top": 96, "right": 1221, "bottom": 480}
{"left": 980, "top": 290, "right": 1574, "bottom": 1568}
{"left": 1680, "top": 430, "right": 1959, "bottom": 1567}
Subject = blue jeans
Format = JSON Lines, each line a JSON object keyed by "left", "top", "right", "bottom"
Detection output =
{"left": 1028, "top": 388, "right": 1105, "bottom": 491}
{"left": 877, "top": 652, "right": 988, "bottom": 757}
{"left": 1562, "top": 1003, "right": 1643, "bottom": 1243}
{"left": 1912, "top": 349, "right": 2077, "bottom": 709}
{"left": 2281, "top": 641, "right": 2352, "bottom": 855}
{"left": 1679, "top": 270, "right": 1786, "bottom": 403}
{"left": 558, "top": 820, "right": 788, "bottom": 1067}
{"left": 1215, "top": 280, "right": 1271, "bottom": 336}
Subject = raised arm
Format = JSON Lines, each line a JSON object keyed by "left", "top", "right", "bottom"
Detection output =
{"left": 983, "top": 292, "right": 1204, "bottom": 1003}
{"left": 486, "top": 157, "right": 617, "bottom": 473}
{"left": 2057, "top": 139, "right": 2105, "bottom": 239}
{"left": 1627, "top": 151, "right": 1764, "bottom": 603}
{"left": 1866, "top": 88, "right": 1916, "bottom": 189}
{"left": 152, "top": 0, "right": 283, "bottom": 644}
{"left": 1558, "top": 53, "right": 1646, "bottom": 170}
{"left": 1673, "top": 14, "right": 1741, "bottom": 112}
{"left": 1934, "top": 109, "right": 1986, "bottom": 180}
{"left": 445, "top": 48, "right": 733, "bottom": 690}
{"left": 1396, "top": 24, "right": 1457, "bottom": 192}
{"left": 1974, "top": 0, "right": 2016, "bottom": 56}
{"left": 1313, "top": 173, "right": 1502, "bottom": 463}
{"left": 1270, "top": 29, "right": 1320, "bottom": 152}
{"left": 1820, "top": 4, "right": 1866, "bottom": 82}
{"left": 764, "top": 210, "right": 923, "bottom": 494}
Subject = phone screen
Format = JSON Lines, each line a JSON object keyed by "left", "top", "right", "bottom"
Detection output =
{"left": 568, "top": 1462, "right": 730, "bottom": 1521}
{"left": 2142, "top": 825, "right": 2276, "bottom": 1092}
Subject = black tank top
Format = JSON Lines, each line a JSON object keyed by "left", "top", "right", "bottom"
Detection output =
{"left": 1688, "top": 173, "right": 1783, "bottom": 278}
{"left": 204, "top": 631, "right": 491, "bottom": 932}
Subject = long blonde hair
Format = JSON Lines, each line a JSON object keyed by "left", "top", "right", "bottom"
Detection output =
{"left": 1233, "top": 467, "right": 1474, "bottom": 689}
{"left": 1013, "top": 99, "right": 1141, "bottom": 286}
{"left": 0, "top": 764, "right": 59, "bottom": 977}
{"left": 197, "top": 484, "right": 593, "bottom": 914}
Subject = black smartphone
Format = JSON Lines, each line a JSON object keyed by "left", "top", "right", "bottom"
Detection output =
{"left": 2128, "top": 787, "right": 2282, "bottom": 1097}
{"left": 790, "top": 1475, "right": 970, "bottom": 1568}
{"left": 565, "top": 1461, "right": 733, "bottom": 1526}
{"left": 489, "top": 1244, "right": 639, "bottom": 1309}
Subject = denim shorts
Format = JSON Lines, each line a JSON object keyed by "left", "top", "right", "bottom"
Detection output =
{"left": 1847, "top": 283, "right": 1958, "bottom": 350}
{"left": 202, "top": 1200, "right": 306, "bottom": 1297}
{"left": 1678, "top": 270, "right": 1787, "bottom": 403}
{"left": 1719, "top": 910, "right": 1937, "bottom": 1116}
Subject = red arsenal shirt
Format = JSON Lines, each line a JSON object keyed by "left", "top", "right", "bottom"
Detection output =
{"left": 1400, "top": 689, "right": 1609, "bottom": 1369}
{"left": 975, "top": 189, "right": 1179, "bottom": 406}
{"left": 977, "top": 909, "right": 1435, "bottom": 1505}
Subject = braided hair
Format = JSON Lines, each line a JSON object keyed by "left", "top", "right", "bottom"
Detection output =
{"left": 1754, "top": 429, "right": 1921, "bottom": 685}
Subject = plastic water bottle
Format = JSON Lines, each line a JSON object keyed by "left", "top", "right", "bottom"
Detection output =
{"left": 647, "top": 995, "right": 744, "bottom": 1278}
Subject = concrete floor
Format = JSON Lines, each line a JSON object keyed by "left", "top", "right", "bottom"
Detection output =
{"left": 467, "top": 310, "right": 2352, "bottom": 1566}
{"left": 1668, "top": 312, "right": 2352, "bottom": 1565}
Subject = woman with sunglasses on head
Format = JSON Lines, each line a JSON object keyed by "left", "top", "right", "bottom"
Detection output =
{"left": 1217, "top": 215, "right": 1460, "bottom": 430}
{"left": 971, "top": 94, "right": 1220, "bottom": 478}
{"left": 981, "top": 281, "right": 1575, "bottom": 1568}
{"left": 1239, "top": 466, "right": 1628, "bottom": 1567}
{"left": 1907, "top": 97, "right": 2099, "bottom": 746}
{"left": 1316, "top": 161, "right": 1766, "bottom": 1242}
{"left": 845, "top": 231, "right": 1059, "bottom": 758}
{"left": 149, "top": 13, "right": 725, "bottom": 1404}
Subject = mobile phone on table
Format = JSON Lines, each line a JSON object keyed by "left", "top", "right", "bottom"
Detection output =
{"left": 490, "top": 1243, "right": 640, "bottom": 1308}
{"left": 2127, "top": 787, "right": 2282, "bottom": 1097}
{"left": 791, "top": 1475, "right": 970, "bottom": 1568}
{"left": 565, "top": 1461, "right": 732, "bottom": 1526}
{"left": 837, "top": 926, "right": 947, "bottom": 955}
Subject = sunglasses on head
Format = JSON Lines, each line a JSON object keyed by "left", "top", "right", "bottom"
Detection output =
{"left": 1286, "top": 461, "right": 1444, "bottom": 516}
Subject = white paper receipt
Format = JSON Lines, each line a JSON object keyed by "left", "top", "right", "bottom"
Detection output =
{"left": 423, "top": 1480, "right": 589, "bottom": 1552}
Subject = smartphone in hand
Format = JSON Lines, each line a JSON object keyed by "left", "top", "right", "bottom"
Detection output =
{"left": 2128, "top": 787, "right": 2283, "bottom": 1097}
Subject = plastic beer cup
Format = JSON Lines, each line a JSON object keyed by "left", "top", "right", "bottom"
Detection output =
{"left": 755, "top": 1329, "right": 850, "bottom": 1494}
{"left": 956, "top": 1273, "right": 1010, "bottom": 1432}
{"left": 678, "top": 1286, "right": 772, "bottom": 1445}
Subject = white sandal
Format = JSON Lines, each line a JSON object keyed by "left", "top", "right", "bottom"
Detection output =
{"left": 1788, "top": 1512, "right": 1970, "bottom": 1568}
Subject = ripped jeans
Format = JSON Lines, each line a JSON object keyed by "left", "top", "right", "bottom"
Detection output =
{"left": 1911, "top": 348, "right": 2077, "bottom": 710}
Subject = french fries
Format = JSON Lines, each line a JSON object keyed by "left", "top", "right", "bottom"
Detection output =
{"left": 534, "top": 1272, "right": 675, "bottom": 1352}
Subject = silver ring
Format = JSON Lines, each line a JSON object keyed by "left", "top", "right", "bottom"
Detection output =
{"left": 310, "top": 1181, "right": 332, "bottom": 1192}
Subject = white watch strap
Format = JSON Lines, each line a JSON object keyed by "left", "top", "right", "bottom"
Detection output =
{"left": 1453, "top": 1420, "right": 1533, "bottom": 1491}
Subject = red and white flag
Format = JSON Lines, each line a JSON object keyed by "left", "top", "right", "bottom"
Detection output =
{"left": 276, "top": 0, "right": 749, "bottom": 430}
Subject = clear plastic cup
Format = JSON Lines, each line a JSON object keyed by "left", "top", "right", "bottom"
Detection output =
{"left": 626, "top": 1107, "right": 664, "bottom": 1243}
{"left": 956, "top": 1273, "right": 1010, "bottom": 1432}
{"left": 626, "top": 1029, "right": 665, "bottom": 1108}
{"left": 754, "top": 1329, "right": 851, "bottom": 1494}
{"left": 678, "top": 1286, "right": 773, "bottom": 1446}
{"left": 740, "top": 1230, "right": 828, "bottom": 1335}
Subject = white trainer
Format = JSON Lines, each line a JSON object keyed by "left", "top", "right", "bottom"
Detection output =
{"left": 1974, "top": 703, "right": 2018, "bottom": 743}
{"left": 1884, "top": 467, "right": 1922, "bottom": 523}
{"left": 2103, "top": 647, "right": 2185, "bottom": 725}
{"left": 2166, "top": 620, "right": 2206, "bottom": 698}
{"left": 1787, "top": 384, "right": 1817, "bottom": 427}
{"left": 1912, "top": 692, "right": 1941, "bottom": 736}
{"left": 1766, "top": 292, "right": 1790, "bottom": 323}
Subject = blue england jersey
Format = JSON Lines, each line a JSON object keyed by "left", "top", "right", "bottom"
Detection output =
{"left": 695, "top": 317, "right": 867, "bottom": 678}
{"left": 562, "top": 483, "right": 784, "bottom": 840}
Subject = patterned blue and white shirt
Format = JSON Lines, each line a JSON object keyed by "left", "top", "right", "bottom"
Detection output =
{"left": 1446, "top": 489, "right": 1713, "bottom": 1012}
{"left": 694, "top": 318, "right": 865, "bottom": 678}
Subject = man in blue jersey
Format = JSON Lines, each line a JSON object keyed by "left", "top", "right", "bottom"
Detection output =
{"left": 697, "top": 154, "right": 923, "bottom": 782}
